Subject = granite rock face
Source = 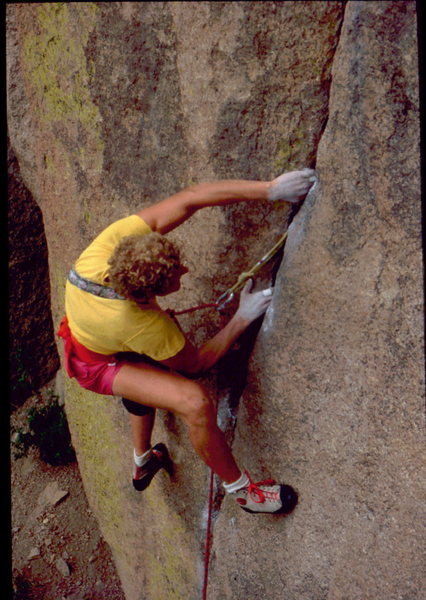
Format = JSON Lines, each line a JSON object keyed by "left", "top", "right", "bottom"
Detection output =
{"left": 7, "top": 2, "right": 423, "bottom": 599}
{"left": 209, "top": 2, "right": 424, "bottom": 599}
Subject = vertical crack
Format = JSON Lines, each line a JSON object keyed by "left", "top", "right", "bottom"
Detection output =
{"left": 200, "top": 6, "right": 347, "bottom": 597}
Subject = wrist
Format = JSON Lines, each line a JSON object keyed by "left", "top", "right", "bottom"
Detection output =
{"left": 232, "top": 310, "right": 251, "bottom": 330}
{"left": 259, "top": 180, "right": 271, "bottom": 201}
{"left": 267, "top": 178, "right": 281, "bottom": 202}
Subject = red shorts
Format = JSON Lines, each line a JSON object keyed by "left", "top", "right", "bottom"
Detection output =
{"left": 57, "top": 316, "right": 124, "bottom": 396}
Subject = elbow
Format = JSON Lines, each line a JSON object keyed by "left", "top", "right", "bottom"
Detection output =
{"left": 191, "top": 349, "right": 215, "bottom": 376}
{"left": 179, "top": 360, "right": 206, "bottom": 379}
{"left": 163, "top": 346, "right": 212, "bottom": 378}
{"left": 179, "top": 352, "right": 210, "bottom": 378}
{"left": 177, "top": 366, "right": 203, "bottom": 379}
{"left": 170, "top": 358, "right": 201, "bottom": 379}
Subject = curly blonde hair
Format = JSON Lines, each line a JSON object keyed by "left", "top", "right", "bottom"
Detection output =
{"left": 107, "top": 233, "right": 182, "bottom": 302}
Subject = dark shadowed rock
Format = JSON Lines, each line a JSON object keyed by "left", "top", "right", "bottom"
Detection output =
{"left": 8, "top": 139, "right": 60, "bottom": 407}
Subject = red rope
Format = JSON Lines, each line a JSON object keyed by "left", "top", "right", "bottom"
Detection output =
{"left": 168, "top": 302, "right": 219, "bottom": 317}
{"left": 167, "top": 303, "right": 225, "bottom": 598}
{"left": 202, "top": 468, "right": 215, "bottom": 600}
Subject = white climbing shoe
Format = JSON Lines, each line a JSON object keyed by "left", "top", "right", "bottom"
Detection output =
{"left": 231, "top": 472, "right": 298, "bottom": 514}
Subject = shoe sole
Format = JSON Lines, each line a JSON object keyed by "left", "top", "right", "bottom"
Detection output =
{"left": 132, "top": 443, "right": 173, "bottom": 491}
{"left": 133, "top": 474, "right": 158, "bottom": 491}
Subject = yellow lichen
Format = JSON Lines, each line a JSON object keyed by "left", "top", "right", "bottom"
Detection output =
{"left": 23, "top": 4, "right": 97, "bottom": 123}
{"left": 64, "top": 378, "right": 126, "bottom": 544}
{"left": 21, "top": 3, "right": 104, "bottom": 172}
{"left": 143, "top": 489, "right": 198, "bottom": 598}
{"left": 274, "top": 127, "right": 307, "bottom": 173}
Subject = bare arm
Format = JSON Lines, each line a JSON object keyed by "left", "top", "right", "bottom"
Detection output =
{"left": 138, "top": 180, "right": 269, "bottom": 234}
{"left": 137, "top": 170, "right": 316, "bottom": 234}
{"left": 160, "top": 281, "right": 272, "bottom": 376}
{"left": 160, "top": 313, "right": 250, "bottom": 376}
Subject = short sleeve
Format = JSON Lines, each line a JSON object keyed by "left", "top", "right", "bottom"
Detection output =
{"left": 75, "top": 215, "right": 152, "bottom": 283}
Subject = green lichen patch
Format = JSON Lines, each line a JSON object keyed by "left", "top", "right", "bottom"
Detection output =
{"left": 274, "top": 127, "right": 307, "bottom": 173}
{"left": 22, "top": 4, "right": 98, "bottom": 125}
{"left": 143, "top": 489, "right": 198, "bottom": 599}
{"left": 64, "top": 379, "right": 126, "bottom": 543}
{"left": 21, "top": 3, "right": 104, "bottom": 173}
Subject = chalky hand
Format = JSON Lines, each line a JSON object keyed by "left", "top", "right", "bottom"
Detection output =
{"left": 236, "top": 280, "right": 273, "bottom": 323}
{"left": 267, "top": 168, "right": 317, "bottom": 203}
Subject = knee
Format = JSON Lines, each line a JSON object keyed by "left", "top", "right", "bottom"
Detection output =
{"left": 179, "top": 382, "right": 214, "bottom": 429}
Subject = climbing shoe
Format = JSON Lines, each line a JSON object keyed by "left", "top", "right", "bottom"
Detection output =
{"left": 132, "top": 443, "right": 172, "bottom": 491}
{"left": 231, "top": 472, "right": 298, "bottom": 514}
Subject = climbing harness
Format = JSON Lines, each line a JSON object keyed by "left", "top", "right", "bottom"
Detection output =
{"left": 170, "top": 230, "right": 289, "bottom": 318}
{"left": 68, "top": 268, "right": 125, "bottom": 300}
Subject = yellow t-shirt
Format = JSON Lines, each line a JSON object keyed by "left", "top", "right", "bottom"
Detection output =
{"left": 65, "top": 215, "right": 185, "bottom": 360}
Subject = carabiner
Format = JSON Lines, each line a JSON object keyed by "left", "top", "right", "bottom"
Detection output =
{"left": 216, "top": 290, "right": 235, "bottom": 311}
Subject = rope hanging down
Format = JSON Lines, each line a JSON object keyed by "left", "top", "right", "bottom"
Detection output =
{"left": 169, "top": 230, "right": 289, "bottom": 318}
{"left": 202, "top": 468, "right": 215, "bottom": 600}
{"left": 199, "top": 230, "right": 289, "bottom": 599}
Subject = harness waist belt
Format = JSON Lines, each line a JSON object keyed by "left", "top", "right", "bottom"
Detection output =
{"left": 68, "top": 268, "right": 125, "bottom": 300}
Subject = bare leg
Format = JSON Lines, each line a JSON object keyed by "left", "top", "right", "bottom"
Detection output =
{"left": 129, "top": 411, "right": 156, "bottom": 456}
{"left": 112, "top": 362, "right": 241, "bottom": 483}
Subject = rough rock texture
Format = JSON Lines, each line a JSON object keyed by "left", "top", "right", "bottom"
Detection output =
{"left": 209, "top": 2, "right": 424, "bottom": 599}
{"left": 8, "top": 139, "right": 60, "bottom": 407}
{"left": 7, "top": 2, "right": 424, "bottom": 599}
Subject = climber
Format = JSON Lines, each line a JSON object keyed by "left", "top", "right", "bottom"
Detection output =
{"left": 58, "top": 168, "right": 316, "bottom": 514}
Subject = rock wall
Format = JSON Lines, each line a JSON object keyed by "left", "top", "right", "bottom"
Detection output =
{"left": 8, "top": 138, "right": 60, "bottom": 407}
{"left": 7, "top": 2, "right": 424, "bottom": 599}
{"left": 209, "top": 2, "right": 424, "bottom": 598}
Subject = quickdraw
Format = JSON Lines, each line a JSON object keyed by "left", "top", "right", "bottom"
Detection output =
{"left": 215, "top": 230, "right": 288, "bottom": 310}
{"left": 170, "top": 230, "right": 288, "bottom": 317}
